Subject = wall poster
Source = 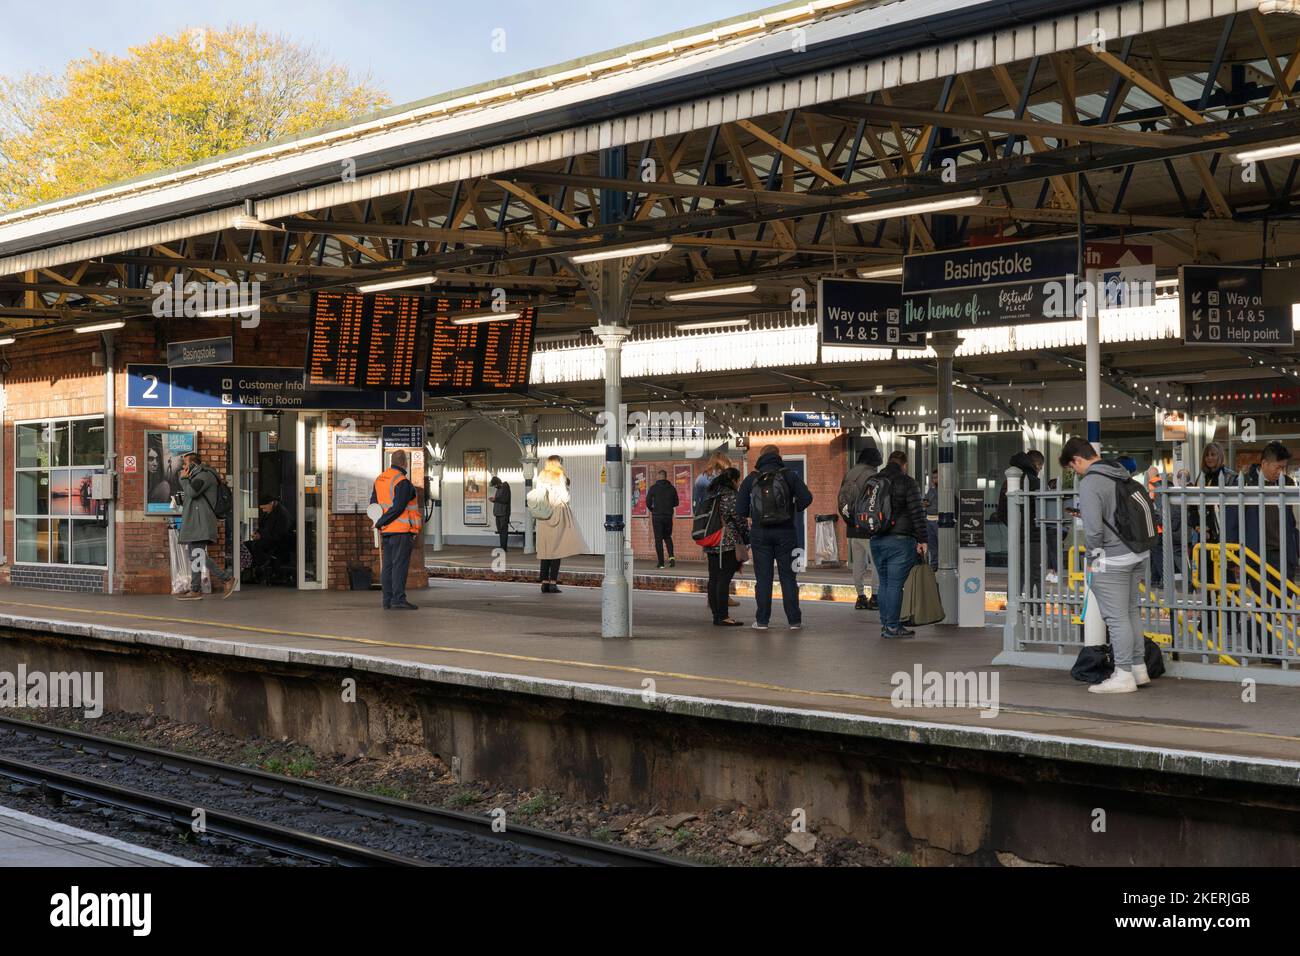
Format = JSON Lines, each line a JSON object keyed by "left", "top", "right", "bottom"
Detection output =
{"left": 463, "top": 449, "right": 489, "bottom": 526}
{"left": 144, "top": 430, "right": 197, "bottom": 515}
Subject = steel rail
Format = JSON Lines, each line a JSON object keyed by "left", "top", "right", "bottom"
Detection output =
{"left": 0, "top": 715, "right": 680, "bottom": 867}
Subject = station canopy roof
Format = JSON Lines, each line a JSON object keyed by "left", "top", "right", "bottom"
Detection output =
{"left": 5, "top": 0, "right": 1300, "bottom": 428}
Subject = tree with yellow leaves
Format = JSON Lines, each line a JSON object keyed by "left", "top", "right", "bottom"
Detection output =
{"left": 0, "top": 25, "right": 389, "bottom": 211}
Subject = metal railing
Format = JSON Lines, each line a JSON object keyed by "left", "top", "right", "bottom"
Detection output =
{"left": 1001, "top": 466, "right": 1300, "bottom": 676}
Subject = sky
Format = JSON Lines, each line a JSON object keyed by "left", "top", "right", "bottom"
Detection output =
{"left": 0, "top": 0, "right": 773, "bottom": 106}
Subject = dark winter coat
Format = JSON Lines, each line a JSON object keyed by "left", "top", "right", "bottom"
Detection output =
{"left": 646, "top": 478, "right": 679, "bottom": 517}
{"left": 878, "top": 461, "right": 926, "bottom": 542}
{"left": 490, "top": 482, "right": 512, "bottom": 517}
{"left": 735, "top": 451, "right": 813, "bottom": 530}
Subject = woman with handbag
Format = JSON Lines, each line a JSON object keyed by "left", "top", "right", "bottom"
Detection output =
{"left": 703, "top": 467, "right": 747, "bottom": 626}
{"left": 527, "top": 455, "right": 587, "bottom": 593}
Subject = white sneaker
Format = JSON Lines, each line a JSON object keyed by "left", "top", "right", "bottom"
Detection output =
{"left": 1088, "top": 669, "right": 1138, "bottom": 694}
{"left": 1132, "top": 663, "right": 1150, "bottom": 686}
{"left": 1045, "top": 570, "right": 1059, "bottom": 584}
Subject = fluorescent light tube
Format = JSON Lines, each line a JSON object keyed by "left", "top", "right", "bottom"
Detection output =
{"left": 569, "top": 241, "right": 673, "bottom": 263}
{"left": 675, "top": 318, "right": 751, "bottom": 331}
{"left": 356, "top": 274, "right": 437, "bottom": 293}
{"left": 843, "top": 193, "right": 982, "bottom": 224}
{"left": 74, "top": 320, "right": 126, "bottom": 333}
{"left": 450, "top": 311, "right": 521, "bottom": 325}
{"left": 664, "top": 283, "right": 757, "bottom": 302}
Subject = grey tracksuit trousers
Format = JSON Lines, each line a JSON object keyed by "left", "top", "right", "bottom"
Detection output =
{"left": 849, "top": 538, "right": 874, "bottom": 595}
{"left": 1088, "top": 560, "right": 1147, "bottom": 669}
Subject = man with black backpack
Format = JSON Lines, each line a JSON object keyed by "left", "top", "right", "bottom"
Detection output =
{"left": 735, "top": 445, "right": 813, "bottom": 630}
{"left": 839, "top": 445, "right": 882, "bottom": 610}
{"left": 176, "top": 452, "right": 235, "bottom": 600}
{"left": 862, "top": 450, "right": 927, "bottom": 638}
{"left": 1060, "top": 436, "right": 1156, "bottom": 694}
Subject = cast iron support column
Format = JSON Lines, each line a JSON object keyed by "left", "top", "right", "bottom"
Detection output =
{"left": 520, "top": 415, "right": 539, "bottom": 556}
{"left": 1079, "top": 172, "right": 1100, "bottom": 452}
{"left": 572, "top": 253, "right": 663, "bottom": 638}
{"left": 932, "top": 331, "right": 961, "bottom": 623}
{"left": 429, "top": 454, "right": 445, "bottom": 552}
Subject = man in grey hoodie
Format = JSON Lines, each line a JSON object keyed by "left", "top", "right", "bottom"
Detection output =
{"left": 1059, "top": 437, "right": 1149, "bottom": 694}
{"left": 841, "top": 445, "right": 883, "bottom": 610}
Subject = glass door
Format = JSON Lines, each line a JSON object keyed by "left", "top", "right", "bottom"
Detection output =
{"left": 297, "top": 414, "right": 327, "bottom": 588}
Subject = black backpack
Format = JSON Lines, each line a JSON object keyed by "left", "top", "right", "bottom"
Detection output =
{"left": 856, "top": 472, "right": 896, "bottom": 537}
{"left": 1095, "top": 472, "right": 1158, "bottom": 553}
{"left": 691, "top": 492, "right": 724, "bottom": 546}
{"left": 199, "top": 468, "right": 234, "bottom": 520}
{"left": 750, "top": 468, "right": 794, "bottom": 527}
{"left": 837, "top": 467, "right": 872, "bottom": 529}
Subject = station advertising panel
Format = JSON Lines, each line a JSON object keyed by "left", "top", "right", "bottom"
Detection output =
{"left": 307, "top": 290, "right": 421, "bottom": 390}
{"left": 1178, "top": 265, "right": 1293, "bottom": 347}
{"left": 424, "top": 299, "right": 537, "bottom": 396}
{"left": 901, "top": 236, "right": 1077, "bottom": 334}
{"left": 817, "top": 277, "right": 925, "bottom": 349}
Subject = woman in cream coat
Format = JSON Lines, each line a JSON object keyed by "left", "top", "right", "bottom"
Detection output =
{"left": 528, "top": 455, "right": 587, "bottom": 593}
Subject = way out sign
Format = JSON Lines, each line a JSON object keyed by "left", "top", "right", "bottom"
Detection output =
{"left": 1179, "top": 266, "right": 1292, "bottom": 347}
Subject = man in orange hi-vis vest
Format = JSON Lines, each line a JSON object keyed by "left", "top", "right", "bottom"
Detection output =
{"left": 371, "top": 449, "right": 422, "bottom": 610}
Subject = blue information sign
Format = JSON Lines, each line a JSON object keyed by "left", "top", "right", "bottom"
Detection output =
{"left": 126, "top": 365, "right": 422, "bottom": 411}
{"left": 783, "top": 411, "right": 840, "bottom": 429}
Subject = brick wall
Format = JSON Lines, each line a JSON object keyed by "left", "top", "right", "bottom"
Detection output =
{"left": 324, "top": 409, "right": 425, "bottom": 592}
{"left": 627, "top": 432, "right": 852, "bottom": 562}
{"left": 628, "top": 459, "right": 698, "bottom": 561}
{"left": 3, "top": 318, "right": 427, "bottom": 595}
{"left": 745, "top": 431, "right": 851, "bottom": 562}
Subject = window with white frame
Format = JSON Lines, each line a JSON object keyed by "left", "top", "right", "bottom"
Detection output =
{"left": 14, "top": 416, "right": 107, "bottom": 567}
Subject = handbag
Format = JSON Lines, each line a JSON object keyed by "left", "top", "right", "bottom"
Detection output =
{"left": 901, "top": 562, "right": 945, "bottom": 626}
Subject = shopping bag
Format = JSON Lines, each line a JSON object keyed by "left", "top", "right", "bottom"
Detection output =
{"left": 167, "top": 528, "right": 193, "bottom": 595}
{"left": 814, "top": 514, "right": 841, "bottom": 566}
{"left": 902, "top": 562, "right": 945, "bottom": 626}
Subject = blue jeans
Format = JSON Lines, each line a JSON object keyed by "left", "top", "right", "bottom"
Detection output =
{"left": 751, "top": 525, "right": 800, "bottom": 626}
{"left": 870, "top": 533, "right": 917, "bottom": 631}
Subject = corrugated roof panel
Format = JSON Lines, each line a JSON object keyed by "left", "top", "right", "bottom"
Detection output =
{"left": 0, "top": 0, "right": 1261, "bottom": 277}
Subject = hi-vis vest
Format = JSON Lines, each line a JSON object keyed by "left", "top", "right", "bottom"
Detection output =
{"left": 374, "top": 468, "right": 422, "bottom": 535}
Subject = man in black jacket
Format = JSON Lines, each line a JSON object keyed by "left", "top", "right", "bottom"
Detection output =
{"left": 646, "top": 470, "right": 679, "bottom": 567}
{"left": 489, "top": 476, "right": 512, "bottom": 551}
{"left": 247, "top": 494, "right": 292, "bottom": 578}
{"left": 736, "top": 445, "right": 814, "bottom": 630}
{"left": 869, "top": 450, "right": 928, "bottom": 638}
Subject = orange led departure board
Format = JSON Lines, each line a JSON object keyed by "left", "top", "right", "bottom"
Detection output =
{"left": 424, "top": 299, "right": 537, "bottom": 396}
{"left": 307, "top": 291, "right": 422, "bottom": 390}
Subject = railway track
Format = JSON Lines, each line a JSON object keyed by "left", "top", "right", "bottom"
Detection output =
{"left": 0, "top": 715, "right": 680, "bottom": 867}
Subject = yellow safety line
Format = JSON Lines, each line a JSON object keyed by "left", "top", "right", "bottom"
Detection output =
{"left": 3, "top": 598, "right": 1300, "bottom": 749}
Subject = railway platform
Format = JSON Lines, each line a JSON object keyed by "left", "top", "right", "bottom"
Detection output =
{"left": 0, "top": 804, "right": 196, "bottom": 867}
{"left": 428, "top": 545, "right": 1012, "bottom": 609}
{"left": 0, "top": 579, "right": 1294, "bottom": 769}
{"left": 3, "top": 579, "right": 1299, "bottom": 865}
